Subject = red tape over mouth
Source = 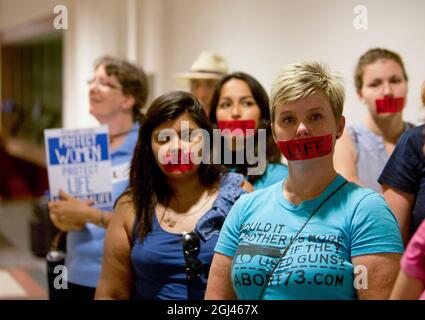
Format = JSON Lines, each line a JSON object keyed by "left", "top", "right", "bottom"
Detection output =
{"left": 161, "top": 151, "right": 194, "bottom": 173}
{"left": 277, "top": 134, "right": 333, "bottom": 161}
{"left": 217, "top": 120, "right": 255, "bottom": 136}
{"left": 376, "top": 97, "right": 405, "bottom": 114}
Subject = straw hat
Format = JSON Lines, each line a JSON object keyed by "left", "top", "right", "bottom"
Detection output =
{"left": 176, "top": 51, "right": 228, "bottom": 81}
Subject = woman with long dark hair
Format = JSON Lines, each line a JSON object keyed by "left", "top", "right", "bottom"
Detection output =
{"left": 95, "top": 91, "right": 249, "bottom": 299}
{"left": 209, "top": 72, "right": 288, "bottom": 189}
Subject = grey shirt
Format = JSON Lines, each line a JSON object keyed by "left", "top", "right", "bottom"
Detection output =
{"left": 348, "top": 122, "right": 413, "bottom": 192}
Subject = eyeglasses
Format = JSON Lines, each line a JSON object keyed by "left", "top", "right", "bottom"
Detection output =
{"left": 87, "top": 78, "right": 122, "bottom": 91}
{"left": 182, "top": 231, "right": 203, "bottom": 280}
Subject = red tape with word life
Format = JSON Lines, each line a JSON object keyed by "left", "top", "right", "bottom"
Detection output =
{"left": 217, "top": 120, "right": 255, "bottom": 136}
{"left": 277, "top": 134, "right": 333, "bottom": 161}
{"left": 376, "top": 97, "right": 404, "bottom": 114}
{"left": 161, "top": 150, "right": 194, "bottom": 173}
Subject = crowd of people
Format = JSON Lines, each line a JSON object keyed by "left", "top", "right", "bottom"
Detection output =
{"left": 48, "top": 48, "right": 425, "bottom": 300}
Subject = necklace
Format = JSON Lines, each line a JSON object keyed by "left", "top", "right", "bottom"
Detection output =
{"left": 163, "top": 191, "right": 214, "bottom": 228}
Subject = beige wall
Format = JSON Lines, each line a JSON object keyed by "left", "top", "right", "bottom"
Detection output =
{"left": 0, "top": 0, "right": 67, "bottom": 30}
{"left": 62, "top": 0, "right": 131, "bottom": 128}
{"left": 162, "top": 0, "right": 425, "bottom": 125}
{"left": 1, "top": 0, "right": 425, "bottom": 128}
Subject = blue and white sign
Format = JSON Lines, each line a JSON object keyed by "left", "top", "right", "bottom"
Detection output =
{"left": 44, "top": 125, "right": 113, "bottom": 209}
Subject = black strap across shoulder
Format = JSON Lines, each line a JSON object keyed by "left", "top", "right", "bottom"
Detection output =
{"left": 258, "top": 180, "right": 349, "bottom": 300}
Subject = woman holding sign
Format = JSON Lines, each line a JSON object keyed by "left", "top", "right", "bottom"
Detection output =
{"left": 95, "top": 91, "right": 250, "bottom": 300}
{"left": 205, "top": 61, "right": 403, "bottom": 300}
{"left": 334, "top": 48, "right": 413, "bottom": 192}
{"left": 209, "top": 72, "right": 288, "bottom": 190}
{"left": 48, "top": 56, "right": 148, "bottom": 299}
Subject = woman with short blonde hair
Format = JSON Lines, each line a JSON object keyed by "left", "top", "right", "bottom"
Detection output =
{"left": 206, "top": 61, "right": 403, "bottom": 300}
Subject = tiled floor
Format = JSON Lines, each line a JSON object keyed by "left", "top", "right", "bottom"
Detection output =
{"left": 0, "top": 200, "right": 48, "bottom": 299}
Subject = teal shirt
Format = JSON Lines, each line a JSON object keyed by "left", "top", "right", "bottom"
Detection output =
{"left": 215, "top": 175, "right": 403, "bottom": 300}
{"left": 230, "top": 163, "right": 288, "bottom": 190}
{"left": 252, "top": 163, "right": 288, "bottom": 190}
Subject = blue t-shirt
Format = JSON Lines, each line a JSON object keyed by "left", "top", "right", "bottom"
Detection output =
{"left": 252, "top": 163, "right": 288, "bottom": 190}
{"left": 131, "top": 173, "right": 246, "bottom": 300}
{"left": 230, "top": 163, "right": 288, "bottom": 190}
{"left": 378, "top": 124, "right": 425, "bottom": 237}
{"left": 66, "top": 122, "right": 139, "bottom": 288}
{"left": 215, "top": 175, "right": 403, "bottom": 300}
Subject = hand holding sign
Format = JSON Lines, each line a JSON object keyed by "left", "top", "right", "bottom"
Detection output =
{"left": 49, "top": 213, "right": 85, "bottom": 232}
{"left": 44, "top": 126, "right": 113, "bottom": 210}
{"left": 48, "top": 190, "right": 96, "bottom": 231}
{"left": 58, "top": 190, "right": 94, "bottom": 206}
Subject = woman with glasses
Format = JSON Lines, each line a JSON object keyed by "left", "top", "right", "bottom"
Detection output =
{"left": 48, "top": 56, "right": 148, "bottom": 299}
{"left": 209, "top": 72, "right": 288, "bottom": 190}
{"left": 205, "top": 61, "right": 403, "bottom": 300}
{"left": 334, "top": 48, "right": 413, "bottom": 192}
{"left": 95, "top": 91, "right": 249, "bottom": 300}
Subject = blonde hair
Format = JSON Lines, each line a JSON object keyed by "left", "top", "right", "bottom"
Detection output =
{"left": 270, "top": 61, "right": 345, "bottom": 122}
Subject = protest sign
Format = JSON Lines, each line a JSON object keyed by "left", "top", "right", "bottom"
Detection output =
{"left": 44, "top": 125, "right": 113, "bottom": 210}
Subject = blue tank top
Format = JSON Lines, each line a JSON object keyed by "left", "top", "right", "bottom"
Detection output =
{"left": 348, "top": 122, "right": 413, "bottom": 192}
{"left": 130, "top": 173, "right": 246, "bottom": 300}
